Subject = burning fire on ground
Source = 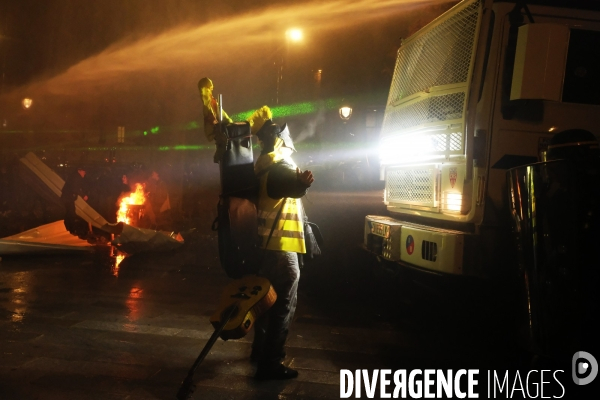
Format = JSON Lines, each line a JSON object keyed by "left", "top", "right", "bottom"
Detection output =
{"left": 117, "top": 183, "right": 146, "bottom": 225}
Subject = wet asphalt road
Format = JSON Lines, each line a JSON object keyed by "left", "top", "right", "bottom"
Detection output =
{"left": 0, "top": 186, "right": 531, "bottom": 399}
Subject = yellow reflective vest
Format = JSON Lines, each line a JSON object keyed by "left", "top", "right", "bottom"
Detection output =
{"left": 256, "top": 155, "right": 306, "bottom": 253}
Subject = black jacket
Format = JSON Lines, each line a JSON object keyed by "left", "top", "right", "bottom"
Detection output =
{"left": 61, "top": 173, "right": 87, "bottom": 202}
{"left": 265, "top": 160, "right": 309, "bottom": 199}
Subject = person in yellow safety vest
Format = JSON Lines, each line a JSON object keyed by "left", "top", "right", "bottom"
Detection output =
{"left": 251, "top": 119, "right": 314, "bottom": 381}
{"left": 198, "top": 77, "right": 233, "bottom": 163}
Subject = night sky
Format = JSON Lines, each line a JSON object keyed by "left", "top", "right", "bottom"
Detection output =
{"left": 0, "top": 0, "right": 455, "bottom": 132}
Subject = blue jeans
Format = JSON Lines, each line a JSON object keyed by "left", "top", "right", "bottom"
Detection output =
{"left": 253, "top": 251, "right": 300, "bottom": 364}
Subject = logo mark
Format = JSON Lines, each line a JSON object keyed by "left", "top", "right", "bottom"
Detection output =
{"left": 572, "top": 351, "right": 598, "bottom": 385}
{"left": 406, "top": 235, "right": 414, "bottom": 255}
{"left": 449, "top": 167, "right": 457, "bottom": 189}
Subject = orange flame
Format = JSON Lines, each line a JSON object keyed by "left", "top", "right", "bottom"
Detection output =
{"left": 113, "top": 254, "right": 125, "bottom": 277}
{"left": 110, "top": 247, "right": 126, "bottom": 277}
{"left": 117, "top": 183, "right": 145, "bottom": 225}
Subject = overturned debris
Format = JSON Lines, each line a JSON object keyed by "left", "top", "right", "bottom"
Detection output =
{"left": 0, "top": 220, "right": 93, "bottom": 255}
{"left": 103, "top": 222, "right": 184, "bottom": 255}
{"left": 18, "top": 152, "right": 109, "bottom": 229}
{"left": 3, "top": 153, "right": 184, "bottom": 257}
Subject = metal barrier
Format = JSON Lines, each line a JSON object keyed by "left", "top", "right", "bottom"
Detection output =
{"left": 507, "top": 158, "right": 600, "bottom": 358}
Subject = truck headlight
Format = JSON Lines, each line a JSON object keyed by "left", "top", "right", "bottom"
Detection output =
{"left": 442, "top": 191, "right": 462, "bottom": 213}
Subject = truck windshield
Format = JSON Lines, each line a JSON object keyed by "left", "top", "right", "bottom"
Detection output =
{"left": 563, "top": 29, "right": 600, "bottom": 105}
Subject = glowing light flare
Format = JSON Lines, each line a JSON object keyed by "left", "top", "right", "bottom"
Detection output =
{"left": 443, "top": 191, "right": 462, "bottom": 213}
{"left": 379, "top": 134, "right": 436, "bottom": 164}
{"left": 286, "top": 28, "right": 303, "bottom": 42}
{"left": 339, "top": 106, "right": 353, "bottom": 120}
{"left": 117, "top": 183, "right": 146, "bottom": 225}
{"left": 22, "top": 98, "right": 33, "bottom": 109}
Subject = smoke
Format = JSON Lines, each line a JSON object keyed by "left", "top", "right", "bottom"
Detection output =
{"left": 294, "top": 105, "right": 326, "bottom": 143}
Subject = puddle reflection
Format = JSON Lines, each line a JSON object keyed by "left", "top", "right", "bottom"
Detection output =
{"left": 7, "top": 271, "right": 31, "bottom": 324}
{"left": 126, "top": 287, "right": 143, "bottom": 321}
{"left": 109, "top": 247, "right": 127, "bottom": 277}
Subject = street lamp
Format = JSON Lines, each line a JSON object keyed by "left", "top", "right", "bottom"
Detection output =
{"left": 339, "top": 106, "right": 352, "bottom": 121}
{"left": 276, "top": 28, "right": 303, "bottom": 105}
{"left": 22, "top": 98, "right": 33, "bottom": 109}
{"left": 286, "top": 28, "right": 303, "bottom": 42}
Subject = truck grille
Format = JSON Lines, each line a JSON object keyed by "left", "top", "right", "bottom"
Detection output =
{"left": 381, "top": 0, "right": 480, "bottom": 155}
{"left": 386, "top": 167, "right": 437, "bottom": 207}
{"left": 388, "top": 0, "right": 480, "bottom": 103}
{"left": 421, "top": 240, "right": 438, "bottom": 262}
{"left": 384, "top": 92, "right": 466, "bottom": 133}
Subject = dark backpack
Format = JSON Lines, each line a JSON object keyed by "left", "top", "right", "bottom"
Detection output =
{"left": 212, "top": 122, "right": 260, "bottom": 279}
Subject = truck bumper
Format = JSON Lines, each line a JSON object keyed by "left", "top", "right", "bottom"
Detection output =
{"left": 364, "top": 215, "right": 466, "bottom": 275}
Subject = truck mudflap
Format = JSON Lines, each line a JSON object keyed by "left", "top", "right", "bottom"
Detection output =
{"left": 364, "top": 215, "right": 466, "bottom": 275}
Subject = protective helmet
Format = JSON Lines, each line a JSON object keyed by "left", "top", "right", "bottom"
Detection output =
{"left": 277, "top": 124, "right": 296, "bottom": 152}
{"left": 256, "top": 120, "right": 296, "bottom": 153}
{"left": 197, "top": 77, "right": 213, "bottom": 91}
{"left": 547, "top": 129, "right": 599, "bottom": 161}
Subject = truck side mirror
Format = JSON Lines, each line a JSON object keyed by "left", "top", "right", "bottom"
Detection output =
{"left": 510, "top": 23, "right": 570, "bottom": 101}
